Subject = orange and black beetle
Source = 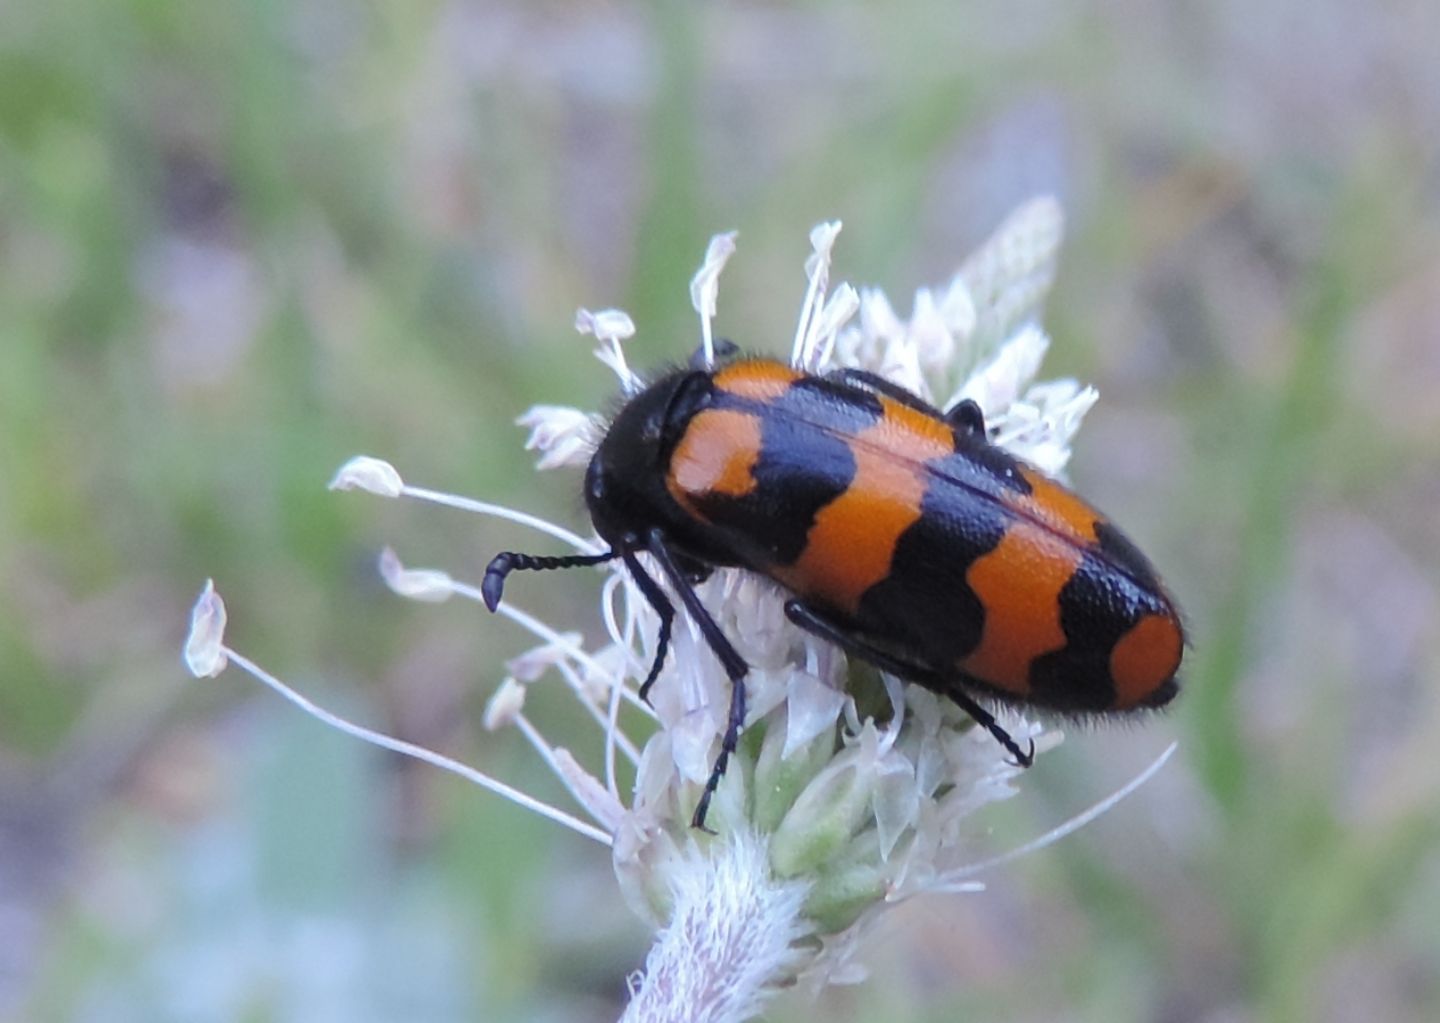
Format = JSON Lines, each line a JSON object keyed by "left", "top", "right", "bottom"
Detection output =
{"left": 483, "top": 346, "right": 1184, "bottom": 829}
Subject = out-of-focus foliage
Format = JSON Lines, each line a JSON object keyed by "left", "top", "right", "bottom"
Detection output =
{"left": 3, "top": 2, "right": 1437, "bottom": 1021}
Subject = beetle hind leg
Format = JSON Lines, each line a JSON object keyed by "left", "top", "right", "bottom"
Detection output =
{"left": 783, "top": 600, "right": 1034, "bottom": 768}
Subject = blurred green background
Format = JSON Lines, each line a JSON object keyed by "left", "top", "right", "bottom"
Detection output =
{"left": 3, "top": 1, "right": 1438, "bottom": 1020}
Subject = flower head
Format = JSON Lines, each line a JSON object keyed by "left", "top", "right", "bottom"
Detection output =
{"left": 189, "top": 199, "right": 1173, "bottom": 1022}
{"left": 521, "top": 199, "right": 1081, "bottom": 934}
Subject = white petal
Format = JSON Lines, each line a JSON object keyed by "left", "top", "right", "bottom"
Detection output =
{"left": 809, "top": 283, "right": 860, "bottom": 361}
{"left": 858, "top": 287, "right": 903, "bottom": 345}
{"left": 582, "top": 643, "right": 629, "bottom": 705}
{"left": 782, "top": 671, "right": 847, "bottom": 759}
{"left": 907, "top": 288, "right": 956, "bottom": 370}
{"left": 950, "top": 324, "right": 1050, "bottom": 413}
{"left": 806, "top": 221, "right": 843, "bottom": 273}
{"left": 633, "top": 731, "right": 680, "bottom": 813}
{"left": 329, "top": 456, "right": 403, "bottom": 496}
{"left": 670, "top": 708, "right": 720, "bottom": 784}
{"left": 516, "top": 405, "right": 600, "bottom": 471}
{"left": 592, "top": 344, "right": 630, "bottom": 381}
{"left": 552, "top": 747, "right": 627, "bottom": 831}
{"left": 792, "top": 221, "right": 844, "bottom": 367}
{"left": 574, "top": 307, "right": 636, "bottom": 341}
{"left": 874, "top": 337, "right": 929, "bottom": 400}
{"left": 689, "top": 231, "right": 738, "bottom": 317}
{"left": 937, "top": 276, "right": 978, "bottom": 344}
{"left": 871, "top": 753, "right": 919, "bottom": 860}
{"left": 483, "top": 677, "right": 527, "bottom": 730}
{"left": 991, "top": 380, "right": 1099, "bottom": 474}
{"left": 183, "top": 579, "right": 228, "bottom": 678}
{"left": 506, "top": 632, "right": 586, "bottom": 682}
{"left": 377, "top": 547, "right": 454, "bottom": 603}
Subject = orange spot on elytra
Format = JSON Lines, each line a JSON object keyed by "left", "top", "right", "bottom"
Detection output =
{"left": 874, "top": 398, "right": 956, "bottom": 454}
{"left": 667, "top": 409, "right": 763, "bottom": 512}
{"left": 1012, "top": 466, "right": 1101, "bottom": 544}
{"left": 960, "top": 523, "right": 1078, "bottom": 695}
{"left": 1109, "top": 612, "right": 1183, "bottom": 708}
{"left": 713, "top": 360, "right": 799, "bottom": 402}
{"left": 774, "top": 443, "right": 924, "bottom": 614}
{"left": 773, "top": 394, "right": 954, "bottom": 614}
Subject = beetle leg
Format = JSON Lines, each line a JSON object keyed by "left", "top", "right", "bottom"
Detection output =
{"left": 646, "top": 531, "right": 748, "bottom": 681}
{"left": 783, "top": 600, "right": 1034, "bottom": 768}
{"left": 646, "top": 529, "right": 749, "bottom": 832}
{"left": 481, "top": 550, "right": 617, "bottom": 612}
{"left": 617, "top": 549, "right": 675, "bottom": 704}
{"left": 944, "top": 397, "right": 986, "bottom": 437}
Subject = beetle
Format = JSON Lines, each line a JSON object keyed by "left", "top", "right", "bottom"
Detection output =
{"left": 482, "top": 346, "right": 1184, "bottom": 830}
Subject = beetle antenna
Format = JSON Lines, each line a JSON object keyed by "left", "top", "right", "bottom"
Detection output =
{"left": 482, "top": 550, "right": 617, "bottom": 612}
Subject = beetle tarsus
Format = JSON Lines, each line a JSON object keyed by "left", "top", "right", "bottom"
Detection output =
{"left": 691, "top": 653, "right": 747, "bottom": 831}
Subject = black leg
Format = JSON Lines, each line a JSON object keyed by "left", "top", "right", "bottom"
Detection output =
{"left": 646, "top": 529, "right": 751, "bottom": 831}
{"left": 646, "top": 531, "right": 748, "bottom": 682}
{"left": 482, "top": 550, "right": 616, "bottom": 612}
{"left": 686, "top": 654, "right": 746, "bottom": 833}
{"left": 827, "top": 367, "right": 944, "bottom": 417}
{"left": 619, "top": 550, "right": 675, "bottom": 704}
{"left": 784, "top": 600, "right": 1034, "bottom": 768}
{"left": 945, "top": 398, "right": 986, "bottom": 438}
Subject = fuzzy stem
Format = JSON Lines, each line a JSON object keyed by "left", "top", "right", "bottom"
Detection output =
{"left": 621, "top": 831, "right": 812, "bottom": 1023}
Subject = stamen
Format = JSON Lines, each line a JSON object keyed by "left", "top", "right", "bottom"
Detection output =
{"left": 605, "top": 577, "right": 640, "bottom": 798}
{"left": 183, "top": 579, "right": 228, "bottom": 678}
{"left": 211, "top": 642, "right": 612, "bottom": 845}
{"left": 806, "top": 283, "right": 859, "bottom": 371}
{"left": 576, "top": 307, "right": 640, "bottom": 394}
{"left": 690, "top": 231, "right": 738, "bottom": 368}
{"left": 790, "top": 221, "right": 843, "bottom": 368}
{"left": 931, "top": 741, "right": 1179, "bottom": 889}
{"left": 331, "top": 457, "right": 600, "bottom": 553}
{"left": 513, "top": 713, "right": 626, "bottom": 829}
{"left": 377, "top": 547, "right": 455, "bottom": 602}
{"left": 516, "top": 405, "right": 601, "bottom": 471}
{"left": 401, "top": 485, "right": 601, "bottom": 554}
{"left": 329, "top": 456, "right": 403, "bottom": 497}
{"left": 454, "top": 580, "right": 658, "bottom": 722}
